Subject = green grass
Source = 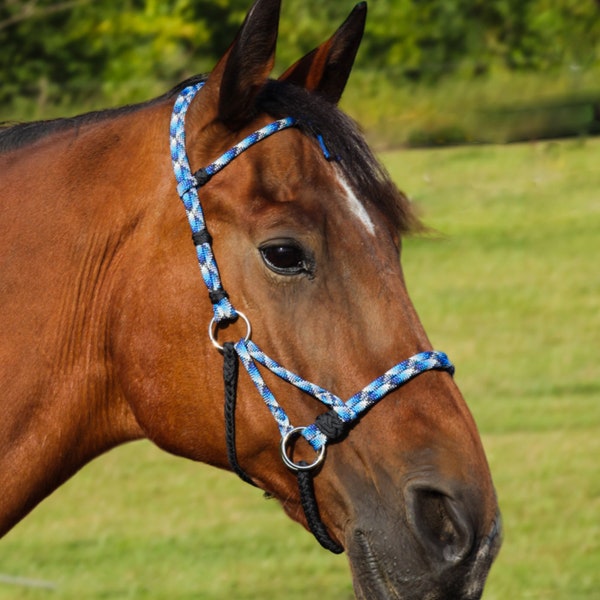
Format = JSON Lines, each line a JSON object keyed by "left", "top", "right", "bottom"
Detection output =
{"left": 0, "top": 446, "right": 353, "bottom": 599}
{"left": 1, "top": 138, "right": 598, "bottom": 598}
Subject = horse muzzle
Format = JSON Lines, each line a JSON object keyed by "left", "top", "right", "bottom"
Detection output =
{"left": 346, "top": 484, "right": 502, "bottom": 600}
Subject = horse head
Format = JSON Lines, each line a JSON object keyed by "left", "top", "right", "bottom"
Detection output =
{"left": 114, "top": 0, "right": 501, "bottom": 597}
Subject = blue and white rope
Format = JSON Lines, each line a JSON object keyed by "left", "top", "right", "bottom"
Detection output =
{"left": 170, "top": 82, "right": 237, "bottom": 322}
{"left": 170, "top": 84, "right": 455, "bottom": 459}
{"left": 303, "top": 351, "right": 454, "bottom": 448}
{"left": 195, "top": 116, "right": 297, "bottom": 184}
{"left": 236, "top": 339, "right": 453, "bottom": 450}
{"left": 170, "top": 83, "right": 298, "bottom": 323}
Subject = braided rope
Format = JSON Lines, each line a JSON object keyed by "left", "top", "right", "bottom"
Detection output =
{"left": 236, "top": 339, "right": 454, "bottom": 451}
{"left": 297, "top": 468, "right": 344, "bottom": 554}
{"left": 223, "top": 342, "right": 257, "bottom": 487}
{"left": 170, "top": 83, "right": 298, "bottom": 323}
{"left": 194, "top": 117, "right": 297, "bottom": 186}
{"left": 170, "top": 82, "right": 237, "bottom": 323}
{"left": 303, "top": 351, "right": 454, "bottom": 448}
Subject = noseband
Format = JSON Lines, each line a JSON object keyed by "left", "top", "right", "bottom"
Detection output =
{"left": 170, "top": 82, "right": 455, "bottom": 553}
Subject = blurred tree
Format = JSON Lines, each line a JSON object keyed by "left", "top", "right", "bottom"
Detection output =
{"left": 0, "top": 0, "right": 599, "bottom": 109}
{"left": 0, "top": 0, "right": 247, "bottom": 106}
{"left": 530, "top": 0, "right": 600, "bottom": 67}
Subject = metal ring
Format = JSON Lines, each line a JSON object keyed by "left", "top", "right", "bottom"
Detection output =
{"left": 280, "top": 427, "right": 326, "bottom": 472}
{"left": 208, "top": 311, "right": 251, "bottom": 351}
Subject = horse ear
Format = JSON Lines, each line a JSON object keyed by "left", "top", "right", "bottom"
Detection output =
{"left": 279, "top": 2, "right": 366, "bottom": 104}
{"left": 202, "top": 0, "right": 281, "bottom": 128}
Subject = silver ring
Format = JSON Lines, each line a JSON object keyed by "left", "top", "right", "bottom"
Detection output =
{"left": 208, "top": 311, "right": 251, "bottom": 351}
{"left": 280, "top": 427, "right": 326, "bottom": 472}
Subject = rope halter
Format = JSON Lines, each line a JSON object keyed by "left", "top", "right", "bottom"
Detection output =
{"left": 170, "top": 81, "right": 455, "bottom": 553}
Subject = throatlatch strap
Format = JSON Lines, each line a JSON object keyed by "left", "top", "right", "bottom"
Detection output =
{"left": 223, "top": 342, "right": 256, "bottom": 487}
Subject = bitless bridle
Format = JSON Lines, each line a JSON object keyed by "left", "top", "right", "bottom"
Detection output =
{"left": 170, "top": 82, "right": 455, "bottom": 553}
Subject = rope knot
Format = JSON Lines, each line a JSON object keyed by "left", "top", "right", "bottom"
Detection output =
{"left": 208, "top": 288, "right": 229, "bottom": 305}
{"left": 193, "top": 167, "right": 212, "bottom": 188}
{"left": 314, "top": 409, "right": 350, "bottom": 443}
{"left": 192, "top": 229, "right": 212, "bottom": 246}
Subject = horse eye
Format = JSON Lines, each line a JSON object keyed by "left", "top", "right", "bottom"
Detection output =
{"left": 260, "top": 242, "right": 310, "bottom": 276}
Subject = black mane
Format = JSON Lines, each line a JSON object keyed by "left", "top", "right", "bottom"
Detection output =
{"left": 0, "top": 76, "right": 207, "bottom": 154}
{"left": 0, "top": 74, "right": 417, "bottom": 233}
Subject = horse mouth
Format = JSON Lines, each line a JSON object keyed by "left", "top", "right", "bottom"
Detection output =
{"left": 348, "top": 515, "right": 502, "bottom": 600}
{"left": 351, "top": 530, "right": 403, "bottom": 600}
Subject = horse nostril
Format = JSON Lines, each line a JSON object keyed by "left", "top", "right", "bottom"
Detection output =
{"left": 407, "top": 487, "right": 475, "bottom": 566}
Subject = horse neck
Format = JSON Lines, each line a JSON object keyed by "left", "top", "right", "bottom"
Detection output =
{"left": 0, "top": 103, "right": 179, "bottom": 535}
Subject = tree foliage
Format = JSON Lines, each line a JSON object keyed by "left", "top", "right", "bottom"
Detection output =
{"left": 1, "top": 0, "right": 599, "bottom": 108}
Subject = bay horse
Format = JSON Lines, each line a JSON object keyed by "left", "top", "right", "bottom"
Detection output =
{"left": 0, "top": 0, "right": 501, "bottom": 597}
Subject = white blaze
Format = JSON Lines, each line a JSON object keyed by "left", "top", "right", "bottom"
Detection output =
{"left": 336, "top": 172, "right": 375, "bottom": 235}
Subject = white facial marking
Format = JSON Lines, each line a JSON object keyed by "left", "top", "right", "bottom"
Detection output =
{"left": 336, "top": 172, "right": 375, "bottom": 235}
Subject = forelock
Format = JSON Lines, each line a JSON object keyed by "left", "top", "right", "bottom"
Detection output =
{"left": 255, "top": 80, "right": 420, "bottom": 235}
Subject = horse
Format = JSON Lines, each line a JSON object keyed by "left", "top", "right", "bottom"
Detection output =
{"left": 0, "top": 0, "right": 501, "bottom": 597}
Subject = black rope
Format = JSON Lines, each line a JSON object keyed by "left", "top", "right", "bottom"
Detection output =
{"left": 223, "top": 342, "right": 257, "bottom": 487}
{"left": 297, "top": 465, "right": 344, "bottom": 554}
{"left": 314, "top": 409, "right": 350, "bottom": 443}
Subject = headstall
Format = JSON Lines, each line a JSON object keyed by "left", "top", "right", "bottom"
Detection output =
{"left": 170, "top": 81, "right": 455, "bottom": 553}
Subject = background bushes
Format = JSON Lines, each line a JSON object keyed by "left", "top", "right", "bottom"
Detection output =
{"left": 1, "top": 0, "right": 599, "bottom": 146}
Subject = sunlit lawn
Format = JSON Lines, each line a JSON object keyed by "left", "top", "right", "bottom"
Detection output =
{"left": 1, "top": 137, "right": 598, "bottom": 598}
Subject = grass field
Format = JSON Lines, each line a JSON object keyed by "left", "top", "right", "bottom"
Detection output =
{"left": 1, "top": 137, "right": 598, "bottom": 599}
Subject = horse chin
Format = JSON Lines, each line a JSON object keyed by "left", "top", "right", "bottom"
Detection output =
{"left": 346, "top": 516, "right": 502, "bottom": 600}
